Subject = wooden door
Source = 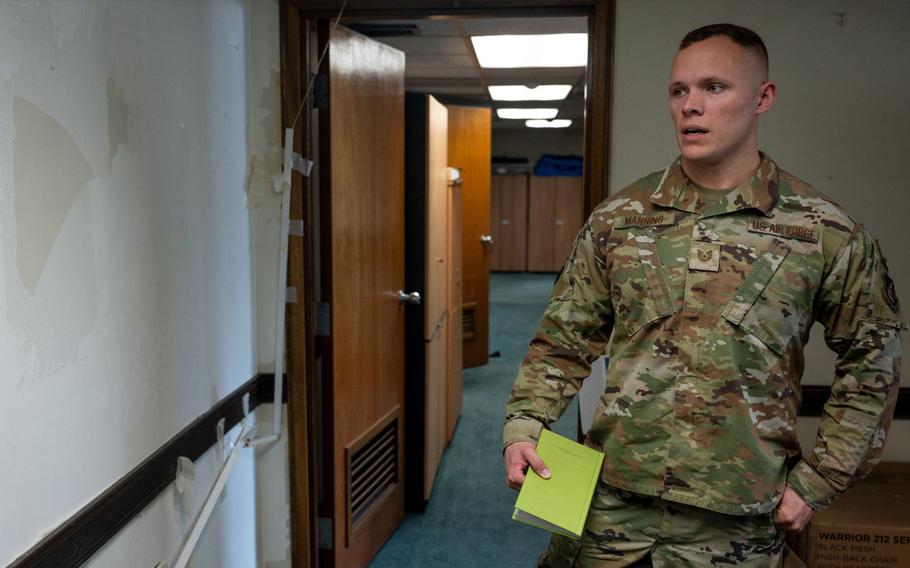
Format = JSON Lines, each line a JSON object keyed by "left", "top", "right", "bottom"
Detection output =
{"left": 447, "top": 106, "right": 491, "bottom": 368}
{"left": 424, "top": 95, "right": 449, "bottom": 500}
{"left": 446, "top": 173, "right": 463, "bottom": 442}
{"left": 490, "top": 174, "right": 529, "bottom": 272}
{"left": 318, "top": 26, "right": 406, "bottom": 568}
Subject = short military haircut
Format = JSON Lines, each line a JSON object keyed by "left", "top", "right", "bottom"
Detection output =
{"left": 679, "top": 23, "right": 769, "bottom": 76}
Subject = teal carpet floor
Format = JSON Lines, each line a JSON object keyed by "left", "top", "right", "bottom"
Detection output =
{"left": 368, "top": 272, "right": 578, "bottom": 568}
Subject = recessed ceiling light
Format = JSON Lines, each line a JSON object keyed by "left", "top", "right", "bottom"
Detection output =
{"left": 526, "top": 119, "right": 573, "bottom": 128}
{"left": 488, "top": 85, "right": 573, "bottom": 101}
{"left": 471, "top": 33, "right": 587, "bottom": 68}
{"left": 496, "top": 108, "right": 559, "bottom": 120}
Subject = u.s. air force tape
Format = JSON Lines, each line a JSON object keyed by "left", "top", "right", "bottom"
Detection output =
{"left": 747, "top": 220, "right": 818, "bottom": 243}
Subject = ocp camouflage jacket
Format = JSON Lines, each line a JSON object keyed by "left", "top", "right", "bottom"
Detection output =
{"left": 504, "top": 154, "right": 903, "bottom": 515}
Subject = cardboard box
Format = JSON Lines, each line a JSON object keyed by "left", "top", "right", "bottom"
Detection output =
{"left": 798, "top": 462, "right": 910, "bottom": 567}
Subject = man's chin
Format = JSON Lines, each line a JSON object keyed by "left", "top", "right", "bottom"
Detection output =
{"left": 680, "top": 148, "right": 718, "bottom": 166}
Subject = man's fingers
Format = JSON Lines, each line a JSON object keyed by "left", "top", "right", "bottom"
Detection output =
{"left": 506, "top": 464, "right": 526, "bottom": 490}
{"left": 522, "top": 446, "right": 551, "bottom": 479}
{"left": 503, "top": 441, "right": 551, "bottom": 491}
{"left": 774, "top": 487, "right": 813, "bottom": 531}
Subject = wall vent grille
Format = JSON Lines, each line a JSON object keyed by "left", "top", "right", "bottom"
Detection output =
{"left": 463, "top": 303, "right": 476, "bottom": 339}
{"left": 349, "top": 419, "right": 398, "bottom": 528}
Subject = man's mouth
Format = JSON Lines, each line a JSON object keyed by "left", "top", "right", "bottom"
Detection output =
{"left": 682, "top": 127, "right": 709, "bottom": 135}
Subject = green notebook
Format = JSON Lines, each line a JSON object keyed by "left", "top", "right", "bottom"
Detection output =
{"left": 512, "top": 429, "right": 604, "bottom": 540}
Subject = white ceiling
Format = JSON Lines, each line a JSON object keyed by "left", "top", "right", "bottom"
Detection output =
{"left": 345, "top": 16, "right": 587, "bottom": 131}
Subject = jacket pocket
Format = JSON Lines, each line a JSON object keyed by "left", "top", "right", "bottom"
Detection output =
{"left": 612, "top": 230, "right": 674, "bottom": 337}
{"left": 722, "top": 239, "right": 795, "bottom": 354}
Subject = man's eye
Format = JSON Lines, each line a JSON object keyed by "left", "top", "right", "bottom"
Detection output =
{"left": 671, "top": 88, "right": 686, "bottom": 97}
{"left": 707, "top": 84, "right": 725, "bottom": 93}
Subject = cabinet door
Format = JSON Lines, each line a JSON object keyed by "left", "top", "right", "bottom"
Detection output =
{"left": 552, "top": 177, "right": 584, "bottom": 270}
{"left": 491, "top": 174, "right": 528, "bottom": 272}
{"left": 529, "top": 176, "right": 584, "bottom": 271}
{"left": 527, "top": 177, "right": 557, "bottom": 272}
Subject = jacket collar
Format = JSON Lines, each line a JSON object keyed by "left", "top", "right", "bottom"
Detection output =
{"left": 649, "top": 153, "right": 779, "bottom": 218}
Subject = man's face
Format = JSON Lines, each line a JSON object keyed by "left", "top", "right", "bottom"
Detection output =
{"left": 668, "top": 35, "right": 769, "bottom": 170}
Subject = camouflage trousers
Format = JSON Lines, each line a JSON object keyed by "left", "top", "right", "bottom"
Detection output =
{"left": 537, "top": 482, "right": 791, "bottom": 567}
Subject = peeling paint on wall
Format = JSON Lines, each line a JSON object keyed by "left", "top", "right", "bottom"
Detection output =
{"left": 13, "top": 96, "right": 93, "bottom": 291}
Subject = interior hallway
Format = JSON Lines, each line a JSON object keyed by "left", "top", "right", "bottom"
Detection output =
{"left": 369, "top": 272, "right": 578, "bottom": 567}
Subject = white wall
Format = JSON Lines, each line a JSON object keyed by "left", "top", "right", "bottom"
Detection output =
{"left": 0, "top": 0, "right": 289, "bottom": 565}
{"left": 611, "top": 0, "right": 910, "bottom": 460}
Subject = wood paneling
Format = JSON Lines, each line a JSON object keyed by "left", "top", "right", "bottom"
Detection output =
{"left": 447, "top": 105, "right": 491, "bottom": 368}
{"left": 528, "top": 177, "right": 584, "bottom": 272}
{"left": 323, "top": 25, "right": 406, "bottom": 567}
{"left": 490, "top": 174, "right": 529, "bottom": 272}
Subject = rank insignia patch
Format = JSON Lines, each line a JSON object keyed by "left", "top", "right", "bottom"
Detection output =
{"left": 689, "top": 242, "right": 721, "bottom": 272}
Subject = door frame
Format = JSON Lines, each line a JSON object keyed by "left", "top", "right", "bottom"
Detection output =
{"left": 279, "top": 2, "right": 615, "bottom": 565}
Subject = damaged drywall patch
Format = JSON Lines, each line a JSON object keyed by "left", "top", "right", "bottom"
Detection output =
{"left": 107, "top": 75, "right": 130, "bottom": 170}
{"left": 13, "top": 96, "right": 93, "bottom": 291}
{"left": 259, "top": 69, "right": 281, "bottom": 144}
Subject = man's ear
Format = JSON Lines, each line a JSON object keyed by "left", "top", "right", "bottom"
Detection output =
{"left": 756, "top": 81, "right": 777, "bottom": 115}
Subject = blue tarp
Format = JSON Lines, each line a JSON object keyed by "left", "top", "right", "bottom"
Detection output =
{"left": 533, "top": 153, "right": 583, "bottom": 177}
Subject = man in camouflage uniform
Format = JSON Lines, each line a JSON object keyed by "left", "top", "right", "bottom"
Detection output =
{"left": 503, "top": 23, "right": 903, "bottom": 567}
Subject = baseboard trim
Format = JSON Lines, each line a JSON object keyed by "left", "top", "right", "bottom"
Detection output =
{"left": 9, "top": 373, "right": 285, "bottom": 568}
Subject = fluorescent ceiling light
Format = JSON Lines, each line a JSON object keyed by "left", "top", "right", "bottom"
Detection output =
{"left": 471, "top": 33, "right": 587, "bottom": 68}
{"left": 496, "top": 108, "right": 559, "bottom": 120}
{"left": 526, "top": 119, "right": 573, "bottom": 128}
{"left": 488, "top": 85, "right": 573, "bottom": 101}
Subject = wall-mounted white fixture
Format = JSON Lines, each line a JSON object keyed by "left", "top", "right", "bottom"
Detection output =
{"left": 471, "top": 33, "right": 587, "bottom": 68}
{"left": 526, "top": 119, "right": 573, "bottom": 128}
{"left": 496, "top": 108, "right": 559, "bottom": 120}
{"left": 488, "top": 84, "right": 572, "bottom": 101}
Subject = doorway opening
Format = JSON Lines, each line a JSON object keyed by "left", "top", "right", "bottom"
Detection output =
{"left": 280, "top": 4, "right": 614, "bottom": 567}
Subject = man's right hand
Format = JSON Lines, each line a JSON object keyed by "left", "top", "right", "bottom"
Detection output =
{"left": 504, "top": 441, "right": 551, "bottom": 491}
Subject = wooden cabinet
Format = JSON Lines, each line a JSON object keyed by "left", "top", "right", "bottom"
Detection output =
{"left": 490, "top": 175, "right": 583, "bottom": 273}
{"left": 490, "top": 174, "right": 529, "bottom": 272}
{"left": 528, "top": 176, "right": 583, "bottom": 272}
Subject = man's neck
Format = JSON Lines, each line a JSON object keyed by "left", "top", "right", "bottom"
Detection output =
{"left": 681, "top": 150, "right": 762, "bottom": 190}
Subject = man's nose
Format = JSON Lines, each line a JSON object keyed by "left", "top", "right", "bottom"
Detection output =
{"left": 682, "top": 92, "right": 703, "bottom": 116}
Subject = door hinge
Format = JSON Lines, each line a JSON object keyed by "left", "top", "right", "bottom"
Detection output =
{"left": 315, "top": 302, "right": 331, "bottom": 336}
{"left": 312, "top": 72, "right": 328, "bottom": 109}
{"left": 318, "top": 517, "right": 333, "bottom": 549}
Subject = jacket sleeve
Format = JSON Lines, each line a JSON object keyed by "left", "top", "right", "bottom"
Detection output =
{"left": 787, "top": 225, "right": 904, "bottom": 510}
{"left": 503, "top": 219, "right": 615, "bottom": 449}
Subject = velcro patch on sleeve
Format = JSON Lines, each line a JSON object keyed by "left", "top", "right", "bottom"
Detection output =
{"left": 614, "top": 213, "right": 675, "bottom": 228}
{"left": 747, "top": 220, "right": 819, "bottom": 243}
